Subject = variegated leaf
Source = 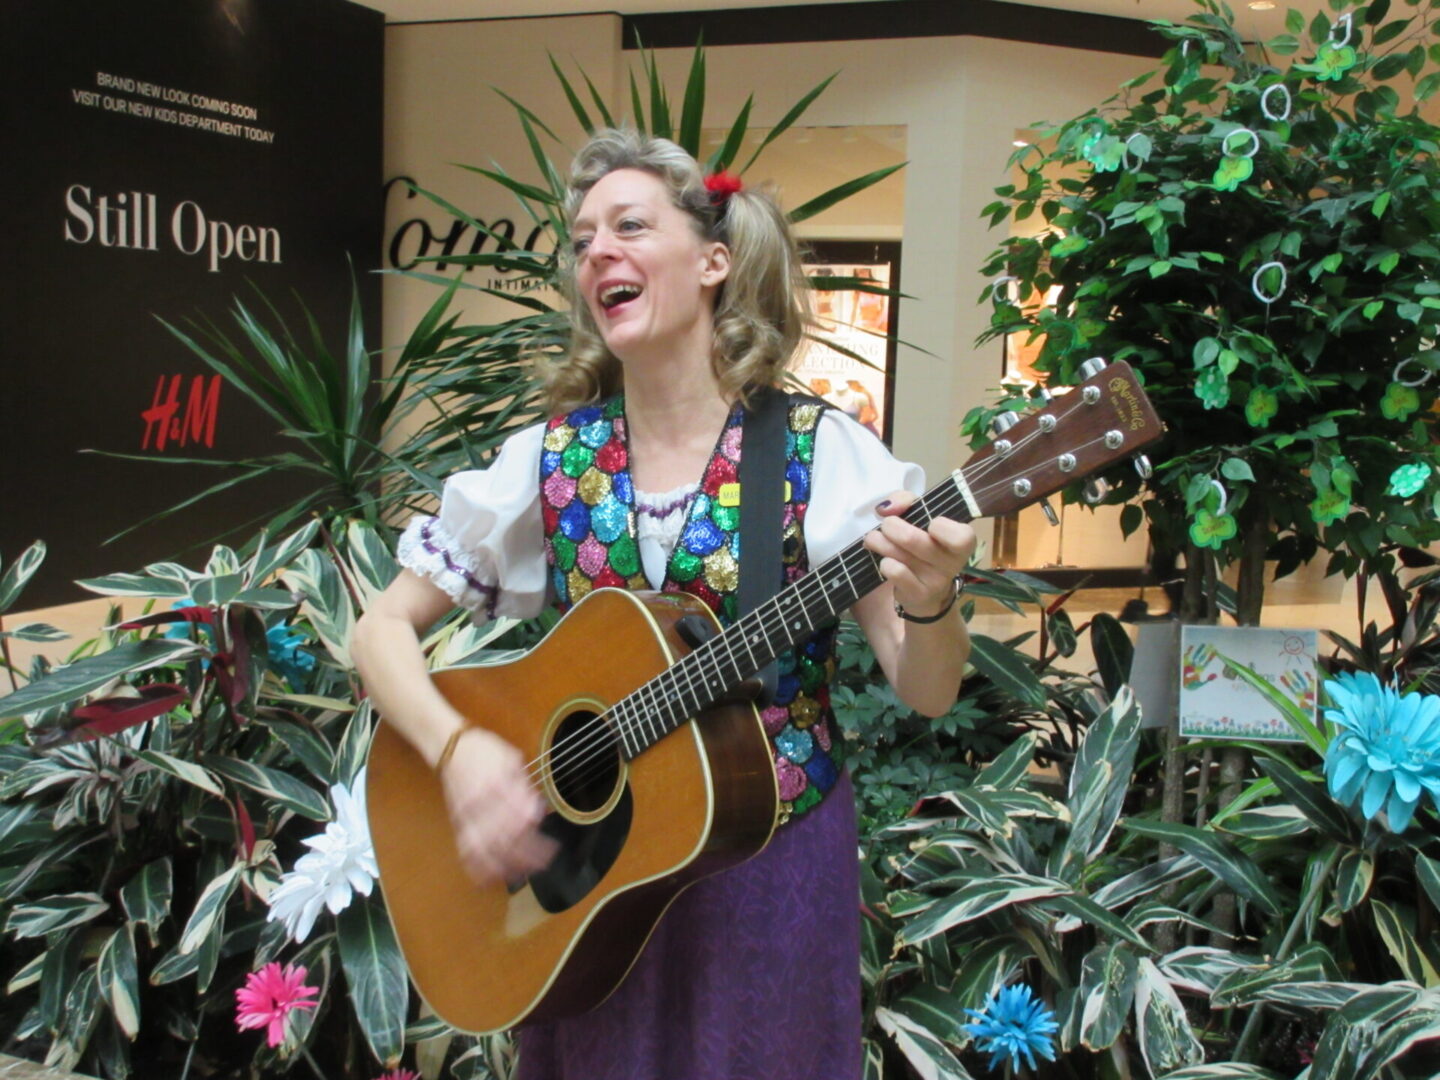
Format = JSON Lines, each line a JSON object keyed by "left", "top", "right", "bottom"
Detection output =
{"left": 1335, "top": 849, "right": 1373, "bottom": 912}
{"left": 283, "top": 548, "right": 355, "bottom": 667}
{"left": 346, "top": 519, "right": 400, "bottom": 605}
{"left": 5, "top": 892, "right": 108, "bottom": 938}
{"left": 1155, "top": 1062, "right": 1288, "bottom": 1078}
{"left": 335, "top": 698, "right": 376, "bottom": 787}
{"left": 1078, "top": 943, "right": 1137, "bottom": 1050}
{"left": 1370, "top": 900, "right": 1440, "bottom": 987}
{"left": 898, "top": 874, "right": 1068, "bottom": 945}
{"left": 975, "top": 731, "right": 1038, "bottom": 789}
{"left": 1309, "top": 982, "right": 1423, "bottom": 1079}
{"left": 7, "top": 951, "right": 45, "bottom": 994}
{"left": 894, "top": 984, "right": 969, "bottom": 1044}
{"left": 1135, "top": 957, "right": 1203, "bottom": 1076}
{"left": 1251, "top": 981, "right": 1370, "bottom": 1009}
{"left": 1159, "top": 946, "right": 1258, "bottom": 996}
{"left": 201, "top": 755, "right": 330, "bottom": 821}
{"left": 1080, "top": 855, "right": 1202, "bottom": 919}
{"left": 120, "top": 858, "right": 173, "bottom": 948}
{"left": 96, "top": 924, "right": 140, "bottom": 1038}
{"left": 249, "top": 519, "right": 320, "bottom": 584}
{"left": 3, "top": 623, "right": 70, "bottom": 643}
{"left": 338, "top": 898, "right": 409, "bottom": 1067}
{"left": 1214, "top": 805, "right": 1312, "bottom": 840}
{"left": 176, "top": 865, "right": 241, "bottom": 955}
{"left": 0, "top": 639, "right": 200, "bottom": 719}
{"left": 134, "top": 750, "right": 224, "bottom": 797}
{"left": 1416, "top": 853, "right": 1440, "bottom": 915}
{"left": 0, "top": 540, "right": 47, "bottom": 612}
{"left": 1121, "top": 819, "right": 1281, "bottom": 916}
{"left": 78, "top": 572, "right": 188, "bottom": 598}
{"left": 875, "top": 1007, "right": 977, "bottom": 1080}
{"left": 1213, "top": 943, "right": 1343, "bottom": 1007}
{"left": 967, "top": 633, "right": 1045, "bottom": 707}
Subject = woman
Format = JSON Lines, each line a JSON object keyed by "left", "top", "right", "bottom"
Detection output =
{"left": 351, "top": 128, "right": 974, "bottom": 1079}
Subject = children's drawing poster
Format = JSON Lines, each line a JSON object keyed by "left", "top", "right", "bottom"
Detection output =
{"left": 1178, "top": 626, "right": 1316, "bottom": 743}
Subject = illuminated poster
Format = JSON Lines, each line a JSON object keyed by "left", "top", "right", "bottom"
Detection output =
{"left": 2, "top": 0, "right": 382, "bottom": 606}
{"left": 794, "top": 242, "right": 899, "bottom": 443}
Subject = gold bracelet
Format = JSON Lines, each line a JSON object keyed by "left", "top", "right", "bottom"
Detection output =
{"left": 434, "top": 726, "right": 471, "bottom": 775}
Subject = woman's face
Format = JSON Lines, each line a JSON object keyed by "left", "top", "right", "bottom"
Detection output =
{"left": 571, "top": 168, "right": 729, "bottom": 363}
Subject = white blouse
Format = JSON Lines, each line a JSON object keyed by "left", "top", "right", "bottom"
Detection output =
{"left": 397, "top": 409, "right": 925, "bottom": 622}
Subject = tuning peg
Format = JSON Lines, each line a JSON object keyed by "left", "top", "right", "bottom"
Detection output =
{"left": 990, "top": 411, "right": 1020, "bottom": 436}
{"left": 1079, "top": 356, "right": 1108, "bottom": 380}
{"left": 1083, "top": 477, "right": 1109, "bottom": 504}
{"left": 1035, "top": 386, "right": 1053, "bottom": 403}
{"left": 1133, "top": 454, "right": 1153, "bottom": 480}
{"left": 1038, "top": 498, "right": 1060, "bottom": 526}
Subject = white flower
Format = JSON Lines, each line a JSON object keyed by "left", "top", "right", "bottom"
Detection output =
{"left": 267, "top": 768, "right": 379, "bottom": 943}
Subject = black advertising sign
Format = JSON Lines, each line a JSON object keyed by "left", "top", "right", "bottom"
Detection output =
{"left": 2, "top": 0, "right": 382, "bottom": 607}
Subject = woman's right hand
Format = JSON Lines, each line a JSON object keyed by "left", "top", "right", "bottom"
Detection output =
{"left": 439, "top": 727, "right": 559, "bottom": 887}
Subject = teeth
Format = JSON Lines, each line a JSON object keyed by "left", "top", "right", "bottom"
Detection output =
{"left": 600, "top": 284, "right": 642, "bottom": 308}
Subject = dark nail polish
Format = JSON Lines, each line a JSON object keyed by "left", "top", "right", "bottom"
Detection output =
{"left": 877, "top": 499, "right": 892, "bottom": 511}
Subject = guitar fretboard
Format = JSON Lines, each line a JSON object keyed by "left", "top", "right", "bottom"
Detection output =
{"left": 608, "top": 470, "right": 974, "bottom": 759}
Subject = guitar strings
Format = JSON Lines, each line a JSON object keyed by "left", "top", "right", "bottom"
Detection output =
{"left": 524, "top": 413, "right": 1119, "bottom": 799}
{"left": 522, "top": 396, "right": 1125, "bottom": 798}
{"left": 526, "top": 421, "right": 1118, "bottom": 800}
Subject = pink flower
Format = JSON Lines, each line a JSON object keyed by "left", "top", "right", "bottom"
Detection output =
{"left": 376, "top": 1071, "right": 420, "bottom": 1080}
{"left": 235, "top": 962, "right": 319, "bottom": 1048}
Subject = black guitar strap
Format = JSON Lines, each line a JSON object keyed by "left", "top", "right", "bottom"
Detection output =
{"left": 738, "top": 386, "right": 791, "bottom": 707}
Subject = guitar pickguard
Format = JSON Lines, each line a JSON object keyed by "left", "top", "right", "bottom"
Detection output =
{"left": 529, "top": 787, "right": 633, "bottom": 913}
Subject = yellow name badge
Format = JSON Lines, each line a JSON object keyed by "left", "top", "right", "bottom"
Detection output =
{"left": 716, "top": 482, "right": 792, "bottom": 507}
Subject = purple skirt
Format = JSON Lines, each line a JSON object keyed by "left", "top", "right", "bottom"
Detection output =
{"left": 516, "top": 773, "right": 862, "bottom": 1080}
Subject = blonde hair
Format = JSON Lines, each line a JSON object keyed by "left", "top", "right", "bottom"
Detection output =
{"left": 543, "top": 128, "right": 811, "bottom": 414}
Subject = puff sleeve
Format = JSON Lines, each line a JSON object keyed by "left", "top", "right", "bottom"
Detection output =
{"left": 804, "top": 409, "right": 926, "bottom": 567}
{"left": 394, "top": 423, "right": 549, "bottom": 621}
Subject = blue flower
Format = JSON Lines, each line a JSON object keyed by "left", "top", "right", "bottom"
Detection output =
{"left": 963, "top": 983, "right": 1058, "bottom": 1073}
{"left": 1323, "top": 671, "right": 1440, "bottom": 833}
{"left": 267, "top": 624, "right": 316, "bottom": 691}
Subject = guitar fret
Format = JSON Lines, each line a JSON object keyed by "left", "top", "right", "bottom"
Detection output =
{"left": 614, "top": 699, "right": 639, "bottom": 759}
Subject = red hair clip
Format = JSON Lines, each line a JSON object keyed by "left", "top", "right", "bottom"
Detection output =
{"left": 704, "top": 170, "right": 743, "bottom": 206}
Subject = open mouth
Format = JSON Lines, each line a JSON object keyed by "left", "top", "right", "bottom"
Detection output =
{"left": 599, "top": 283, "right": 643, "bottom": 312}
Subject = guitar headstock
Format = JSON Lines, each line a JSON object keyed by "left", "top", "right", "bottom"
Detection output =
{"left": 952, "top": 359, "right": 1162, "bottom": 520}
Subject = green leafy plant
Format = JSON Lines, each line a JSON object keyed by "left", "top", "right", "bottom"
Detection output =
{"left": 974, "top": 0, "right": 1440, "bottom": 625}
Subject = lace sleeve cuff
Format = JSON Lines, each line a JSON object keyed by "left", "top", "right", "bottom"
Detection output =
{"left": 397, "top": 515, "right": 500, "bottom": 621}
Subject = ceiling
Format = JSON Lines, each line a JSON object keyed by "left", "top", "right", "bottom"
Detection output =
{"left": 368, "top": 0, "right": 1328, "bottom": 37}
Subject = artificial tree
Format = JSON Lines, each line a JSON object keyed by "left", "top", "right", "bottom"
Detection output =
{"left": 973, "top": 0, "right": 1440, "bottom": 628}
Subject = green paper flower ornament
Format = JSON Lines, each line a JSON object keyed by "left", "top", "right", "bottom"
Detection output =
{"left": 1388, "top": 463, "right": 1432, "bottom": 498}
{"left": 1312, "top": 41, "right": 1358, "bottom": 82}
{"left": 1195, "top": 366, "right": 1231, "bottom": 409}
{"left": 1190, "top": 508, "right": 1238, "bottom": 550}
{"left": 1381, "top": 382, "right": 1421, "bottom": 421}
{"left": 1245, "top": 386, "right": 1279, "bottom": 428}
{"left": 1310, "top": 488, "right": 1351, "bottom": 526}
{"left": 1213, "top": 156, "right": 1254, "bottom": 191}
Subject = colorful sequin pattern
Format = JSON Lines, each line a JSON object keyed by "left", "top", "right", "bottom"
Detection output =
{"left": 540, "top": 396, "right": 842, "bottom": 821}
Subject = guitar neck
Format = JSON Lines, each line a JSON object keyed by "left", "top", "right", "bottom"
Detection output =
{"left": 609, "top": 474, "right": 974, "bottom": 759}
{"left": 606, "top": 358, "right": 1162, "bottom": 759}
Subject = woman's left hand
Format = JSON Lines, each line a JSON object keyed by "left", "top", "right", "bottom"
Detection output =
{"left": 863, "top": 490, "right": 977, "bottom": 620}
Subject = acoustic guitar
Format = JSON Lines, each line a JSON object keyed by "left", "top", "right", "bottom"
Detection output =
{"left": 366, "top": 359, "right": 1161, "bottom": 1034}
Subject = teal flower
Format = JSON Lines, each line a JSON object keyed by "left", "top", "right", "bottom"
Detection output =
{"left": 963, "top": 983, "right": 1058, "bottom": 1073}
{"left": 1388, "top": 462, "right": 1432, "bottom": 498}
{"left": 1323, "top": 672, "right": 1440, "bottom": 833}
{"left": 267, "top": 623, "right": 316, "bottom": 690}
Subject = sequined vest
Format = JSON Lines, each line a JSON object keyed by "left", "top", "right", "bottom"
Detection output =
{"left": 539, "top": 394, "right": 842, "bottom": 821}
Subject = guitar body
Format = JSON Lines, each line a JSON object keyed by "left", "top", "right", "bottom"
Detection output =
{"left": 366, "top": 587, "right": 780, "bottom": 1034}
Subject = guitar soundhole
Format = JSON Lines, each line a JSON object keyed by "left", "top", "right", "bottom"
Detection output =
{"left": 528, "top": 710, "right": 632, "bottom": 914}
